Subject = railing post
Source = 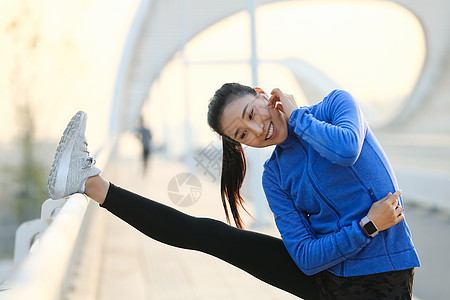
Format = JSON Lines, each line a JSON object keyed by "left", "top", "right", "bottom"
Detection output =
{"left": 13, "top": 198, "right": 68, "bottom": 265}
{"left": 41, "top": 198, "right": 67, "bottom": 220}
{"left": 13, "top": 219, "right": 49, "bottom": 265}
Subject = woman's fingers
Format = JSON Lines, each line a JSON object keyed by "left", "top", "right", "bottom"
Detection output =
{"left": 268, "top": 96, "right": 278, "bottom": 108}
{"left": 271, "top": 88, "right": 282, "bottom": 95}
{"left": 387, "top": 190, "right": 402, "bottom": 205}
{"left": 367, "top": 190, "right": 405, "bottom": 231}
{"left": 269, "top": 88, "right": 298, "bottom": 119}
{"left": 395, "top": 205, "right": 403, "bottom": 216}
{"left": 268, "top": 88, "right": 281, "bottom": 108}
{"left": 379, "top": 190, "right": 401, "bottom": 205}
{"left": 377, "top": 192, "right": 392, "bottom": 203}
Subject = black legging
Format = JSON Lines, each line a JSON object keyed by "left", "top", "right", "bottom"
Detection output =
{"left": 100, "top": 183, "right": 320, "bottom": 300}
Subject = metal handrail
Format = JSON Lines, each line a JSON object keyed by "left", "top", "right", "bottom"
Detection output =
{"left": 1, "top": 134, "right": 119, "bottom": 299}
{"left": 2, "top": 193, "right": 88, "bottom": 300}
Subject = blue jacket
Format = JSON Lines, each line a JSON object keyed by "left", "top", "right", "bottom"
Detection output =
{"left": 262, "top": 90, "right": 420, "bottom": 276}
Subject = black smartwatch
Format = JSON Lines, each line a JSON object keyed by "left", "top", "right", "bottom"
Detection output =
{"left": 360, "top": 216, "right": 379, "bottom": 237}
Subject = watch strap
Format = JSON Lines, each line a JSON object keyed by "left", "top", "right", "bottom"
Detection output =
{"left": 361, "top": 216, "right": 379, "bottom": 237}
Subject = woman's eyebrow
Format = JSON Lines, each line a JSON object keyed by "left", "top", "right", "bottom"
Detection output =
{"left": 232, "top": 102, "right": 251, "bottom": 140}
{"left": 241, "top": 103, "right": 249, "bottom": 119}
{"left": 234, "top": 128, "right": 239, "bottom": 139}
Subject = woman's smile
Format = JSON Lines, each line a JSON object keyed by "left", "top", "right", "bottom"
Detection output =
{"left": 265, "top": 122, "right": 276, "bottom": 140}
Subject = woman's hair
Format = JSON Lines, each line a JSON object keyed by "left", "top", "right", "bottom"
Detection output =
{"left": 207, "top": 83, "right": 256, "bottom": 229}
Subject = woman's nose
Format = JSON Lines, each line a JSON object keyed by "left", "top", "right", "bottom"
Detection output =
{"left": 249, "top": 122, "right": 264, "bottom": 136}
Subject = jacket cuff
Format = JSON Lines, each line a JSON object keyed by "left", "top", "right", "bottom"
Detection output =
{"left": 288, "top": 107, "right": 310, "bottom": 137}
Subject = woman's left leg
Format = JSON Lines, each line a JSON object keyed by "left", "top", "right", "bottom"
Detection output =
{"left": 89, "top": 179, "right": 321, "bottom": 300}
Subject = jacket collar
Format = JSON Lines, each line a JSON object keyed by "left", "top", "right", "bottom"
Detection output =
{"left": 276, "top": 125, "right": 297, "bottom": 150}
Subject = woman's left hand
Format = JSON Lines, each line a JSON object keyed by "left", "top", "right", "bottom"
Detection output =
{"left": 268, "top": 88, "right": 298, "bottom": 120}
{"left": 366, "top": 190, "right": 404, "bottom": 231}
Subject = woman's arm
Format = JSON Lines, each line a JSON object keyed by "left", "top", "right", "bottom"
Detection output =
{"left": 262, "top": 167, "right": 403, "bottom": 276}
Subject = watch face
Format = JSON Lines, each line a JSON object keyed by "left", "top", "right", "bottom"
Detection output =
{"left": 364, "top": 221, "right": 378, "bottom": 235}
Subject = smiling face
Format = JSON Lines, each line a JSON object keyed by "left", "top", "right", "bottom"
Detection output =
{"left": 219, "top": 94, "right": 289, "bottom": 148}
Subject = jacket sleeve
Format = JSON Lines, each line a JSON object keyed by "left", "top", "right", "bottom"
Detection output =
{"left": 262, "top": 166, "right": 371, "bottom": 275}
{"left": 290, "top": 90, "right": 367, "bottom": 166}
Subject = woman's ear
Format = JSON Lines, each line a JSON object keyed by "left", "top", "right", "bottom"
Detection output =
{"left": 254, "top": 87, "right": 270, "bottom": 101}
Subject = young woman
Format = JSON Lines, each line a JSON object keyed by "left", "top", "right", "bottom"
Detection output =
{"left": 208, "top": 83, "right": 420, "bottom": 299}
{"left": 47, "top": 101, "right": 408, "bottom": 299}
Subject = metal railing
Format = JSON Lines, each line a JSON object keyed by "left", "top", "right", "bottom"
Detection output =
{"left": 0, "top": 136, "right": 118, "bottom": 300}
{"left": 2, "top": 194, "right": 89, "bottom": 300}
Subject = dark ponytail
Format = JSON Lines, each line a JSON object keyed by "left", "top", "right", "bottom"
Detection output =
{"left": 221, "top": 137, "right": 248, "bottom": 229}
{"left": 207, "top": 83, "right": 256, "bottom": 228}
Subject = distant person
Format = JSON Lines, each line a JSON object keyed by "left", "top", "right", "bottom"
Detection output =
{"left": 136, "top": 116, "right": 152, "bottom": 174}
{"left": 48, "top": 84, "right": 418, "bottom": 300}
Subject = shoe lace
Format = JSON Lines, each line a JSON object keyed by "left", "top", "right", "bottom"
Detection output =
{"left": 81, "top": 140, "right": 96, "bottom": 169}
{"left": 82, "top": 156, "right": 96, "bottom": 169}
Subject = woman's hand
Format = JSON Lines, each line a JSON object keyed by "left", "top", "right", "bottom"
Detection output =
{"left": 365, "top": 190, "right": 404, "bottom": 231}
{"left": 268, "top": 88, "right": 298, "bottom": 120}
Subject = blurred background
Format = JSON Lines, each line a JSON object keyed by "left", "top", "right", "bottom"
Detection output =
{"left": 0, "top": 0, "right": 449, "bottom": 299}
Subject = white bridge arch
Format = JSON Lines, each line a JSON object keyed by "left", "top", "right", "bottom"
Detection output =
{"left": 110, "top": 0, "right": 450, "bottom": 135}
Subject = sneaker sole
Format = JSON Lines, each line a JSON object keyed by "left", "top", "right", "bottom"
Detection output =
{"left": 48, "top": 111, "right": 87, "bottom": 199}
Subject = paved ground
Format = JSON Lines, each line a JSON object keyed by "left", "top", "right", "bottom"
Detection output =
{"left": 93, "top": 152, "right": 448, "bottom": 300}
{"left": 402, "top": 204, "right": 450, "bottom": 300}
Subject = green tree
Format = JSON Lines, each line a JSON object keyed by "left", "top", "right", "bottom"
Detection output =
{"left": 0, "top": 1, "right": 48, "bottom": 258}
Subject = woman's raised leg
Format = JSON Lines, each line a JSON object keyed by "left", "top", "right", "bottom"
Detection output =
{"left": 48, "top": 111, "right": 320, "bottom": 300}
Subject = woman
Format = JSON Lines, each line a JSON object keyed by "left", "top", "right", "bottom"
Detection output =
{"left": 48, "top": 107, "right": 406, "bottom": 299}
{"left": 208, "top": 83, "right": 420, "bottom": 299}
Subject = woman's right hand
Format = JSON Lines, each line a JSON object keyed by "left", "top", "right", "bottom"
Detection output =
{"left": 365, "top": 190, "right": 404, "bottom": 231}
{"left": 268, "top": 88, "right": 298, "bottom": 120}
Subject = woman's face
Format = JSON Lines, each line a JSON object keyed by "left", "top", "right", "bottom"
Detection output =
{"left": 219, "top": 94, "right": 289, "bottom": 148}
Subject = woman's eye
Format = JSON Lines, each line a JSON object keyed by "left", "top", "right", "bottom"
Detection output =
{"left": 241, "top": 131, "right": 247, "bottom": 140}
{"left": 249, "top": 109, "right": 254, "bottom": 120}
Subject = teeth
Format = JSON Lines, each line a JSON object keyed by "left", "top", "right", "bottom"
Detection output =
{"left": 266, "top": 123, "right": 274, "bottom": 139}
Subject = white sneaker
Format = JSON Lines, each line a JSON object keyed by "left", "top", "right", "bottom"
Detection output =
{"left": 47, "top": 111, "right": 101, "bottom": 199}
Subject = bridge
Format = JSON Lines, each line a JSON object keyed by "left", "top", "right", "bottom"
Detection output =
{"left": 1, "top": 0, "right": 449, "bottom": 299}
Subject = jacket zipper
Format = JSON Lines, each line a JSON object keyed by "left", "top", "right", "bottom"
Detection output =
{"left": 349, "top": 167, "right": 378, "bottom": 202}
{"left": 306, "top": 171, "right": 342, "bottom": 226}
{"left": 295, "top": 138, "right": 345, "bottom": 275}
{"left": 295, "top": 140, "right": 342, "bottom": 230}
{"left": 368, "top": 188, "right": 377, "bottom": 202}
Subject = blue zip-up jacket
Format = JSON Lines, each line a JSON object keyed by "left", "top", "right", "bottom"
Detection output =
{"left": 262, "top": 89, "right": 420, "bottom": 276}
